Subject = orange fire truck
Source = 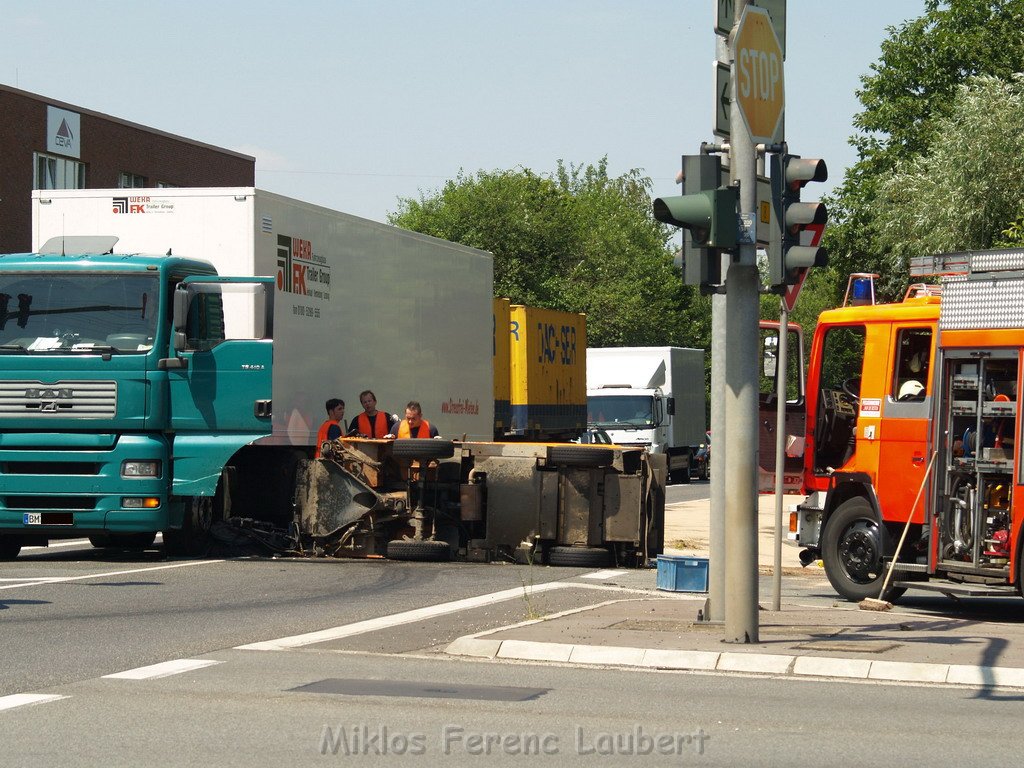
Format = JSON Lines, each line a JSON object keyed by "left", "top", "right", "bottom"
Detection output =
{"left": 790, "top": 250, "right": 1023, "bottom": 602}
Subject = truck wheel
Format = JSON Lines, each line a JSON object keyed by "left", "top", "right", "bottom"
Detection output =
{"left": 547, "top": 446, "right": 614, "bottom": 468}
{"left": 391, "top": 439, "right": 455, "bottom": 461}
{"left": 0, "top": 537, "right": 21, "bottom": 560}
{"left": 547, "top": 545, "right": 611, "bottom": 567}
{"left": 822, "top": 497, "right": 903, "bottom": 602}
{"left": 386, "top": 539, "right": 451, "bottom": 562}
{"left": 164, "top": 497, "right": 214, "bottom": 556}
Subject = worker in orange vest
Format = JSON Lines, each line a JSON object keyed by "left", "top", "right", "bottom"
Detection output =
{"left": 315, "top": 398, "right": 346, "bottom": 458}
{"left": 386, "top": 400, "right": 439, "bottom": 439}
{"left": 348, "top": 389, "right": 398, "bottom": 438}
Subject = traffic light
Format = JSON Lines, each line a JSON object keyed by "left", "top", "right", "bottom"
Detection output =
{"left": 654, "top": 155, "right": 737, "bottom": 289}
{"left": 768, "top": 153, "right": 828, "bottom": 289}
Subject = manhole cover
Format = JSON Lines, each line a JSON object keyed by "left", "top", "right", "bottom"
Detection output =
{"left": 290, "top": 678, "right": 549, "bottom": 701}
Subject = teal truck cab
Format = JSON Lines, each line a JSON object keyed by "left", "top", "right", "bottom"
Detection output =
{"left": 0, "top": 245, "right": 274, "bottom": 556}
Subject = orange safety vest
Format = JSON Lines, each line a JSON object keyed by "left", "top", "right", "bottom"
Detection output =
{"left": 315, "top": 419, "right": 339, "bottom": 458}
{"left": 396, "top": 418, "right": 431, "bottom": 439}
{"left": 355, "top": 411, "right": 389, "bottom": 438}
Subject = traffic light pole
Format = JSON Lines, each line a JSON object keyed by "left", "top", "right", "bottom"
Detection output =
{"left": 724, "top": 0, "right": 760, "bottom": 643}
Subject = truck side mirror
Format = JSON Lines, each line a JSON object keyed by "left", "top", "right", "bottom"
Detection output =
{"left": 666, "top": 396, "right": 675, "bottom": 416}
{"left": 172, "top": 287, "right": 189, "bottom": 332}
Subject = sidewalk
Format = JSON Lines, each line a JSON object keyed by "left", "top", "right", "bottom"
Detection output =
{"left": 446, "top": 495, "right": 1024, "bottom": 690}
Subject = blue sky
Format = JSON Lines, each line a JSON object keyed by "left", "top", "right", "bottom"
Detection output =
{"left": 2, "top": 0, "right": 925, "bottom": 223}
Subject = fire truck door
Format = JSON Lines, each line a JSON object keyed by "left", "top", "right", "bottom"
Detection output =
{"left": 877, "top": 326, "right": 933, "bottom": 524}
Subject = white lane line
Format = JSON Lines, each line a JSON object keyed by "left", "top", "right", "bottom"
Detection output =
{"left": 0, "top": 693, "right": 68, "bottom": 712}
{"left": 0, "top": 559, "right": 224, "bottom": 591}
{"left": 103, "top": 659, "right": 222, "bottom": 680}
{"left": 236, "top": 581, "right": 573, "bottom": 651}
{"left": 580, "top": 570, "right": 628, "bottom": 580}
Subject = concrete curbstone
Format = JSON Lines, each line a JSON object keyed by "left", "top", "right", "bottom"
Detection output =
{"left": 568, "top": 644, "right": 647, "bottom": 666}
{"left": 445, "top": 637, "right": 501, "bottom": 659}
{"left": 640, "top": 649, "right": 721, "bottom": 671}
{"left": 717, "top": 652, "right": 794, "bottom": 675}
{"left": 496, "top": 640, "right": 574, "bottom": 662}
{"left": 868, "top": 660, "right": 949, "bottom": 683}
{"left": 793, "top": 656, "right": 871, "bottom": 680}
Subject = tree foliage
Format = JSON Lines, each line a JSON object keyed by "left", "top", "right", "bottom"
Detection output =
{"left": 388, "top": 159, "right": 698, "bottom": 348}
{"left": 823, "top": 0, "right": 1024, "bottom": 300}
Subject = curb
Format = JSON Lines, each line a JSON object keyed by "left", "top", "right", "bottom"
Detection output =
{"left": 445, "top": 635, "right": 1024, "bottom": 691}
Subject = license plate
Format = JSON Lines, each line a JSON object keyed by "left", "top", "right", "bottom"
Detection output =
{"left": 23, "top": 513, "right": 42, "bottom": 525}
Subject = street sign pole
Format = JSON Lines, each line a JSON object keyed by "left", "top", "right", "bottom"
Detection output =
{"left": 724, "top": 0, "right": 761, "bottom": 644}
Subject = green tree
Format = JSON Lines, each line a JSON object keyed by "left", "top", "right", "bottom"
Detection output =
{"left": 388, "top": 159, "right": 695, "bottom": 348}
{"left": 871, "top": 75, "right": 1024, "bottom": 275}
{"left": 825, "top": 0, "right": 1024, "bottom": 299}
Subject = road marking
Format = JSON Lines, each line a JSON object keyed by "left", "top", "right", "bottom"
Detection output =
{"left": 0, "top": 693, "right": 68, "bottom": 712}
{"left": 236, "top": 581, "right": 573, "bottom": 651}
{"left": 0, "top": 559, "right": 223, "bottom": 591}
{"left": 103, "top": 659, "right": 222, "bottom": 680}
{"left": 580, "top": 570, "right": 628, "bottom": 580}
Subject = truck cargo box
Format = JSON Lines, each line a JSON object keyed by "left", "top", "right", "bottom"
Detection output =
{"left": 33, "top": 188, "right": 495, "bottom": 443}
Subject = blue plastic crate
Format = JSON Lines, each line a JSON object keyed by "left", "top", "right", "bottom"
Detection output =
{"left": 656, "top": 555, "right": 709, "bottom": 593}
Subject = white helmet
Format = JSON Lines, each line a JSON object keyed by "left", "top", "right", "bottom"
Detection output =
{"left": 899, "top": 380, "right": 924, "bottom": 400}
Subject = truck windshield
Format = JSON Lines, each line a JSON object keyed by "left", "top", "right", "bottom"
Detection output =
{"left": 0, "top": 273, "right": 159, "bottom": 353}
{"left": 587, "top": 395, "right": 655, "bottom": 428}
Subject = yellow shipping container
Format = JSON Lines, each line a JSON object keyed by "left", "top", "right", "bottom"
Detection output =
{"left": 507, "top": 305, "right": 587, "bottom": 438}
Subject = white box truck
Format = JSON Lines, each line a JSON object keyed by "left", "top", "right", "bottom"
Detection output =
{"left": 586, "top": 347, "right": 706, "bottom": 483}
{"left": 32, "top": 187, "right": 495, "bottom": 444}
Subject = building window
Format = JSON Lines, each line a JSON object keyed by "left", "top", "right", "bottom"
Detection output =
{"left": 155, "top": 181, "right": 178, "bottom": 188}
{"left": 34, "top": 152, "right": 85, "bottom": 190}
{"left": 118, "top": 172, "right": 147, "bottom": 188}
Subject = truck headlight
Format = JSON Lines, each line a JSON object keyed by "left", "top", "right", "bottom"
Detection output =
{"left": 122, "top": 460, "right": 161, "bottom": 478}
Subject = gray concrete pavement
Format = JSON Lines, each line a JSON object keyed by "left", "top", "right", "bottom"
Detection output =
{"left": 447, "top": 496, "right": 1024, "bottom": 690}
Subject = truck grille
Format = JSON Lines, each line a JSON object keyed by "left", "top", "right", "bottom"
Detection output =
{"left": 0, "top": 380, "right": 117, "bottom": 419}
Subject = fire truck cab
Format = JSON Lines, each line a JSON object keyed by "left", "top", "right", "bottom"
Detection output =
{"left": 792, "top": 254, "right": 1024, "bottom": 603}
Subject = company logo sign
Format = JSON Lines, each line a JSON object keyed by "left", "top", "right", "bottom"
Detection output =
{"left": 111, "top": 196, "right": 173, "bottom": 214}
{"left": 46, "top": 106, "right": 81, "bottom": 158}
{"left": 276, "top": 234, "right": 331, "bottom": 299}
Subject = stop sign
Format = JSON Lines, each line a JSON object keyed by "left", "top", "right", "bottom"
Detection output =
{"left": 734, "top": 5, "right": 784, "bottom": 143}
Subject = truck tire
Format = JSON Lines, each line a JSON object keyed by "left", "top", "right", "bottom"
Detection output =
{"left": 164, "top": 496, "right": 215, "bottom": 556}
{"left": 547, "top": 545, "right": 611, "bottom": 567}
{"left": 386, "top": 538, "right": 451, "bottom": 562}
{"left": 547, "top": 446, "right": 614, "bottom": 468}
{"left": 0, "top": 537, "right": 21, "bottom": 560}
{"left": 822, "top": 497, "right": 905, "bottom": 603}
{"left": 391, "top": 439, "right": 455, "bottom": 461}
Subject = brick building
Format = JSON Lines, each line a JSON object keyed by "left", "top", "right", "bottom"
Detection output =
{"left": 0, "top": 84, "right": 255, "bottom": 253}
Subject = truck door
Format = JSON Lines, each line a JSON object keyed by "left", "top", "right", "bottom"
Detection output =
{"left": 809, "top": 323, "right": 866, "bottom": 480}
{"left": 758, "top": 322, "right": 805, "bottom": 492}
{"left": 876, "top": 326, "right": 934, "bottom": 524}
{"left": 163, "top": 278, "right": 273, "bottom": 497}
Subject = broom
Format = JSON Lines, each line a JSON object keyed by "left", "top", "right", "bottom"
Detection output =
{"left": 859, "top": 450, "right": 937, "bottom": 612}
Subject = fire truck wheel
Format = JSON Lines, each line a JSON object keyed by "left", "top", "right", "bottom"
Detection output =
{"left": 386, "top": 539, "right": 451, "bottom": 562}
{"left": 0, "top": 536, "right": 21, "bottom": 560}
{"left": 164, "top": 497, "right": 215, "bottom": 556}
{"left": 547, "top": 546, "right": 611, "bottom": 567}
{"left": 822, "top": 497, "right": 903, "bottom": 602}
{"left": 391, "top": 439, "right": 455, "bottom": 461}
{"left": 547, "top": 446, "right": 614, "bottom": 468}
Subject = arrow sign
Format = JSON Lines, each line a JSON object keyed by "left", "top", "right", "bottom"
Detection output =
{"left": 714, "top": 62, "right": 731, "bottom": 138}
{"left": 782, "top": 222, "right": 824, "bottom": 312}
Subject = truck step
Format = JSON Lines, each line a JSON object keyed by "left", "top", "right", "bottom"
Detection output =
{"left": 892, "top": 580, "right": 1019, "bottom": 597}
{"left": 888, "top": 562, "right": 928, "bottom": 573}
